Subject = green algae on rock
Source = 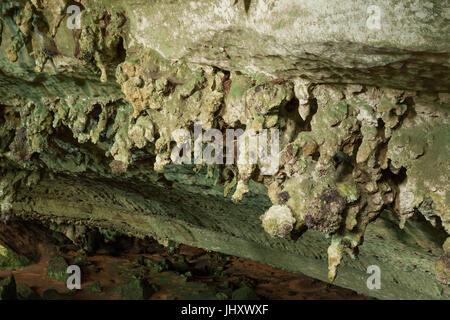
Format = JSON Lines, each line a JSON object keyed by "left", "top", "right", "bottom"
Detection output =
{"left": 46, "top": 255, "right": 69, "bottom": 283}
{"left": 16, "top": 283, "right": 40, "bottom": 300}
{"left": 259, "top": 205, "right": 296, "bottom": 238}
{"left": 0, "top": 275, "right": 17, "bottom": 300}
{"left": 119, "top": 278, "right": 155, "bottom": 300}
{"left": 0, "top": 0, "right": 449, "bottom": 300}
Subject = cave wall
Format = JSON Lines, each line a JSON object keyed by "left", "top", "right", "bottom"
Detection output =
{"left": 0, "top": 0, "right": 449, "bottom": 299}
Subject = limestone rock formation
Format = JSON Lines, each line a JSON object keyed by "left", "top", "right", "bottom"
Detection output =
{"left": 0, "top": 0, "right": 449, "bottom": 299}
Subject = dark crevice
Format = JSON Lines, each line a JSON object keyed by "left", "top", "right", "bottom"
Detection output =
{"left": 115, "top": 37, "right": 127, "bottom": 65}
{"left": 302, "top": 98, "right": 318, "bottom": 131}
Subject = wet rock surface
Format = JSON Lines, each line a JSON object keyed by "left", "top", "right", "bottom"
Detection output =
{"left": 0, "top": 274, "right": 16, "bottom": 300}
{"left": 0, "top": 0, "right": 448, "bottom": 299}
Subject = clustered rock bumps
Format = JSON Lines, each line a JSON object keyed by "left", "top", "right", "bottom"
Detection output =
{"left": 0, "top": 0, "right": 448, "bottom": 284}
{"left": 115, "top": 52, "right": 224, "bottom": 171}
{"left": 259, "top": 205, "right": 296, "bottom": 238}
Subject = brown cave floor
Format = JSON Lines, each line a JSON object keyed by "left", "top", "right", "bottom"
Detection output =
{"left": 0, "top": 237, "right": 368, "bottom": 300}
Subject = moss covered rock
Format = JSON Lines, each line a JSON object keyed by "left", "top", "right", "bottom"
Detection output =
{"left": 16, "top": 284, "right": 40, "bottom": 300}
{"left": 0, "top": 244, "right": 32, "bottom": 270}
{"left": 0, "top": 275, "right": 17, "bottom": 300}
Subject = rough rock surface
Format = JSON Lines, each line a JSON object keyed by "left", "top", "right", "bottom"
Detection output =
{"left": 0, "top": 0, "right": 449, "bottom": 299}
